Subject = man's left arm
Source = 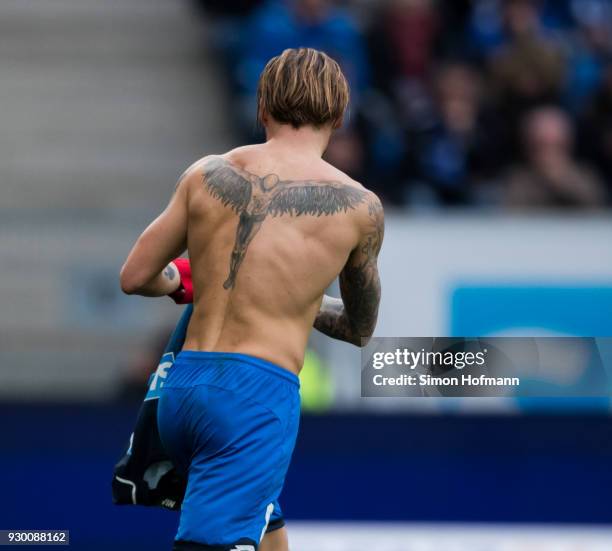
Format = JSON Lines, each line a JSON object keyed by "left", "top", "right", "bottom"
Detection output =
{"left": 119, "top": 171, "right": 191, "bottom": 297}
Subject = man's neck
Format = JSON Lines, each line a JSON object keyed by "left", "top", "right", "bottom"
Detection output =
{"left": 264, "top": 123, "right": 331, "bottom": 158}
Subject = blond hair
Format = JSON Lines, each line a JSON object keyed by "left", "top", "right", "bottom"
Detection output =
{"left": 257, "top": 48, "right": 350, "bottom": 129}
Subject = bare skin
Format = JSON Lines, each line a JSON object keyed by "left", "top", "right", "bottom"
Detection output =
{"left": 259, "top": 527, "right": 289, "bottom": 551}
{"left": 120, "top": 121, "right": 384, "bottom": 374}
{"left": 120, "top": 120, "right": 384, "bottom": 549}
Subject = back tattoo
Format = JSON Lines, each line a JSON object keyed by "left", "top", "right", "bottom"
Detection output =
{"left": 203, "top": 157, "right": 367, "bottom": 289}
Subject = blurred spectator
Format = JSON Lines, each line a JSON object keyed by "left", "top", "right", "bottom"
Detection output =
{"left": 564, "top": 0, "right": 612, "bottom": 111}
{"left": 385, "top": 0, "right": 440, "bottom": 82}
{"left": 366, "top": 0, "right": 442, "bottom": 116}
{"left": 579, "top": 66, "right": 612, "bottom": 196}
{"left": 412, "top": 62, "right": 503, "bottom": 205}
{"left": 467, "top": 0, "right": 506, "bottom": 60}
{"left": 351, "top": 89, "right": 408, "bottom": 204}
{"left": 489, "top": 0, "right": 566, "bottom": 122}
{"left": 505, "top": 106, "right": 606, "bottom": 208}
{"left": 234, "top": 0, "right": 370, "bottom": 133}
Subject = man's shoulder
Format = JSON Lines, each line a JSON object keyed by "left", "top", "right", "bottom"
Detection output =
{"left": 179, "top": 146, "right": 253, "bottom": 173}
{"left": 320, "top": 161, "right": 380, "bottom": 202}
{"left": 330, "top": 168, "right": 382, "bottom": 216}
{"left": 175, "top": 151, "right": 240, "bottom": 192}
{"left": 317, "top": 162, "right": 384, "bottom": 237}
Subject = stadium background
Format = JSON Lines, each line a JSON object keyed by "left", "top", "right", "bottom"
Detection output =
{"left": 1, "top": 0, "right": 612, "bottom": 548}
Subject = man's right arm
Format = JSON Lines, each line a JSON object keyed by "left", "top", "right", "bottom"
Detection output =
{"left": 314, "top": 194, "right": 384, "bottom": 347}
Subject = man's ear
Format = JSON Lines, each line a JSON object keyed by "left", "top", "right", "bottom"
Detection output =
{"left": 260, "top": 108, "right": 270, "bottom": 127}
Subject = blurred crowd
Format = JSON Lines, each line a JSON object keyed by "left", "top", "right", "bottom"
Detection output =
{"left": 194, "top": 0, "right": 612, "bottom": 209}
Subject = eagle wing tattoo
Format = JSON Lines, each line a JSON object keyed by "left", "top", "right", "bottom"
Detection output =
{"left": 202, "top": 158, "right": 367, "bottom": 289}
{"left": 203, "top": 157, "right": 253, "bottom": 214}
{"left": 267, "top": 180, "right": 366, "bottom": 216}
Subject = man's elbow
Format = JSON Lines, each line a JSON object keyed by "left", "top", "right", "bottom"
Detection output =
{"left": 352, "top": 333, "right": 372, "bottom": 348}
{"left": 119, "top": 264, "right": 147, "bottom": 295}
{"left": 349, "top": 321, "right": 375, "bottom": 347}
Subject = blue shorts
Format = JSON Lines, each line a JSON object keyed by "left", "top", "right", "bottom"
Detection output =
{"left": 157, "top": 350, "right": 300, "bottom": 550}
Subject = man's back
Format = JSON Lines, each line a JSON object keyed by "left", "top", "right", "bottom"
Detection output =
{"left": 182, "top": 143, "right": 379, "bottom": 373}
{"left": 119, "top": 47, "right": 384, "bottom": 550}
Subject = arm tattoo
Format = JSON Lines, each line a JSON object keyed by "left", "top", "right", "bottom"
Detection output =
{"left": 313, "top": 296, "right": 357, "bottom": 344}
{"left": 314, "top": 196, "right": 384, "bottom": 346}
{"left": 203, "top": 157, "right": 368, "bottom": 289}
{"left": 163, "top": 264, "right": 176, "bottom": 281}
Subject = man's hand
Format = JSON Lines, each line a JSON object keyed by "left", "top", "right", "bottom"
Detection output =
{"left": 314, "top": 295, "right": 363, "bottom": 346}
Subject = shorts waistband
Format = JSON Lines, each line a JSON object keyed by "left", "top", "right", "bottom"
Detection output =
{"left": 177, "top": 350, "right": 300, "bottom": 387}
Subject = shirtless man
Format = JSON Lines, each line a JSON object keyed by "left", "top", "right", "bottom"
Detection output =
{"left": 119, "top": 47, "right": 384, "bottom": 551}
